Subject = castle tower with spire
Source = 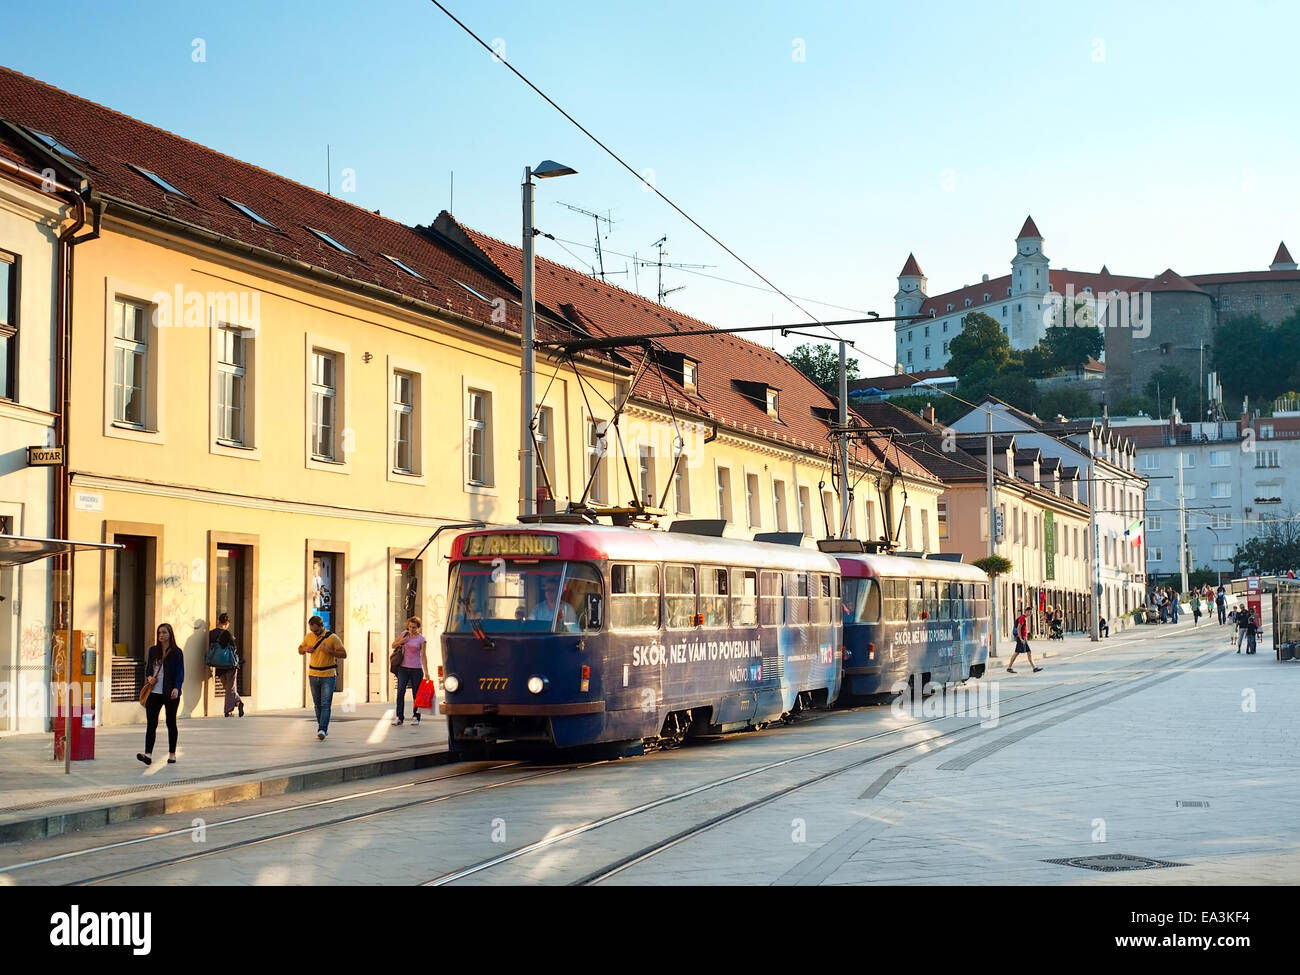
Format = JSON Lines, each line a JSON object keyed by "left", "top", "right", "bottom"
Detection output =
{"left": 894, "top": 253, "right": 927, "bottom": 318}
{"left": 1271, "top": 241, "right": 1297, "bottom": 271}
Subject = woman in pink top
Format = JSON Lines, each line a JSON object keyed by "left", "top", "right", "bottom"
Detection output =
{"left": 391, "top": 617, "right": 430, "bottom": 726}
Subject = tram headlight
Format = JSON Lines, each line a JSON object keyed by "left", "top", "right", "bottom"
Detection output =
{"left": 527, "top": 675, "right": 548, "bottom": 695}
{"left": 444, "top": 674, "right": 461, "bottom": 693}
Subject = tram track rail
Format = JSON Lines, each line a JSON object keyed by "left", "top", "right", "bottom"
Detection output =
{"left": 4, "top": 639, "right": 1217, "bottom": 886}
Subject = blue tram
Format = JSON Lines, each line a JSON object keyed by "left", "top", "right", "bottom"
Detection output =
{"left": 838, "top": 553, "right": 991, "bottom": 697}
{"left": 439, "top": 524, "right": 842, "bottom": 754}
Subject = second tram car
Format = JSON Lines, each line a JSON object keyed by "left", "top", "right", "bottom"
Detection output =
{"left": 838, "top": 552, "right": 991, "bottom": 697}
{"left": 440, "top": 524, "right": 842, "bottom": 754}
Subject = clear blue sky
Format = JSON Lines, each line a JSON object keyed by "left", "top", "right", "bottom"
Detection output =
{"left": 3, "top": 0, "right": 1297, "bottom": 375}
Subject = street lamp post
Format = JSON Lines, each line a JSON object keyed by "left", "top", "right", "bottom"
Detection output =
{"left": 521, "top": 160, "right": 576, "bottom": 518}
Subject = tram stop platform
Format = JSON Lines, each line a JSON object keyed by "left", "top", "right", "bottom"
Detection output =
{"left": 0, "top": 700, "right": 451, "bottom": 845}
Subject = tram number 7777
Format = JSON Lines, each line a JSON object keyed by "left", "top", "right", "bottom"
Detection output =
{"left": 478, "top": 678, "right": 509, "bottom": 690}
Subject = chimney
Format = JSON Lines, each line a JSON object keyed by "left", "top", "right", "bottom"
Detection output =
{"left": 922, "top": 403, "right": 936, "bottom": 425}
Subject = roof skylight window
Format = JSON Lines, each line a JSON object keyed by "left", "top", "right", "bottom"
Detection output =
{"left": 129, "top": 164, "right": 190, "bottom": 198}
{"left": 28, "top": 128, "right": 86, "bottom": 162}
{"left": 221, "top": 197, "right": 278, "bottom": 230}
{"left": 306, "top": 227, "right": 357, "bottom": 256}
{"left": 455, "top": 280, "right": 491, "bottom": 303}
{"left": 383, "top": 255, "right": 427, "bottom": 280}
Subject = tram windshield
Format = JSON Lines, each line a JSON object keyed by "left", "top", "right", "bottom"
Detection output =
{"left": 842, "top": 577, "right": 881, "bottom": 624}
{"left": 447, "top": 561, "right": 602, "bottom": 634}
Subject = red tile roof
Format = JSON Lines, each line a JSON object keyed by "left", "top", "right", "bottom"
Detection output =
{"left": 1273, "top": 241, "right": 1295, "bottom": 267}
{"left": 436, "top": 215, "right": 940, "bottom": 482}
{"left": 1018, "top": 215, "right": 1041, "bottom": 239}
{"left": 899, "top": 253, "right": 923, "bottom": 277}
{"left": 0, "top": 65, "right": 556, "bottom": 341}
{"left": 1146, "top": 268, "right": 1207, "bottom": 294}
{"left": 0, "top": 64, "right": 938, "bottom": 486}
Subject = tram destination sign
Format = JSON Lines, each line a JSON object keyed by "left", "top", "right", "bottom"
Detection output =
{"left": 464, "top": 533, "right": 559, "bottom": 558}
{"left": 26, "top": 445, "right": 65, "bottom": 466}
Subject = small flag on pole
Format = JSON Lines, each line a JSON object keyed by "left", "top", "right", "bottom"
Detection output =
{"left": 1125, "top": 519, "right": 1143, "bottom": 547}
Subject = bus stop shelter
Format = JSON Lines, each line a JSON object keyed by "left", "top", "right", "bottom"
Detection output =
{"left": 0, "top": 534, "right": 123, "bottom": 772}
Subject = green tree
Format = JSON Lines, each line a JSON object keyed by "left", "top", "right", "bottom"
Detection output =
{"left": 974, "top": 555, "right": 1012, "bottom": 577}
{"left": 946, "top": 312, "right": 1014, "bottom": 378}
{"left": 1144, "top": 365, "right": 1198, "bottom": 420}
{"left": 787, "top": 342, "right": 860, "bottom": 391}
{"left": 1233, "top": 512, "right": 1300, "bottom": 575}
{"left": 1021, "top": 343, "right": 1060, "bottom": 379}
{"left": 1212, "top": 314, "right": 1273, "bottom": 407}
{"left": 1038, "top": 386, "right": 1101, "bottom": 420}
{"left": 1044, "top": 316, "right": 1104, "bottom": 377}
{"left": 1112, "top": 394, "right": 1156, "bottom": 417}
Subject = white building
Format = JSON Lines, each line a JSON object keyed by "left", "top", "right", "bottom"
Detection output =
{"left": 950, "top": 397, "right": 1149, "bottom": 629}
{"left": 1109, "top": 411, "right": 1300, "bottom": 582}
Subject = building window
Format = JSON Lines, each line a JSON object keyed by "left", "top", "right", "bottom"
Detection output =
{"left": 1147, "top": 546, "right": 1162, "bottom": 562}
{"left": 798, "top": 485, "right": 811, "bottom": 536}
{"left": 1254, "top": 294, "right": 1262, "bottom": 305}
{"left": 908, "top": 331, "right": 913, "bottom": 343}
{"left": 393, "top": 371, "right": 415, "bottom": 472}
{"left": 1002, "top": 305, "right": 1007, "bottom": 315}
{"left": 1180, "top": 451, "right": 1195, "bottom": 468}
{"left": 907, "top": 350, "right": 912, "bottom": 364}
{"left": 0, "top": 251, "right": 16, "bottom": 400}
{"left": 1210, "top": 450, "right": 1230, "bottom": 467}
{"left": 114, "top": 298, "right": 151, "bottom": 427}
{"left": 1260, "top": 424, "right": 1274, "bottom": 439}
{"left": 674, "top": 453, "right": 690, "bottom": 514}
{"left": 682, "top": 359, "right": 697, "bottom": 391}
{"left": 936, "top": 501, "right": 948, "bottom": 539}
{"left": 1148, "top": 514, "right": 1162, "bottom": 531}
{"left": 942, "top": 340, "right": 949, "bottom": 354}
{"left": 746, "top": 472, "right": 761, "bottom": 528}
{"left": 924, "top": 325, "right": 930, "bottom": 337}
{"left": 587, "top": 419, "right": 608, "bottom": 503}
{"left": 942, "top": 322, "right": 948, "bottom": 333}
{"left": 1142, "top": 454, "right": 1159, "bottom": 470}
{"left": 773, "top": 479, "right": 789, "bottom": 532}
{"left": 310, "top": 351, "right": 338, "bottom": 460}
{"left": 1184, "top": 484, "right": 1197, "bottom": 499}
{"left": 1255, "top": 449, "right": 1279, "bottom": 468}
{"left": 533, "top": 405, "right": 552, "bottom": 493}
{"left": 924, "top": 345, "right": 930, "bottom": 360}
{"left": 766, "top": 388, "right": 779, "bottom": 419}
{"left": 1149, "top": 485, "right": 1162, "bottom": 502}
{"left": 1210, "top": 481, "right": 1231, "bottom": 499}
{"left": 1214, "top": 544, "right": 1234, "bottom": 561}
{"left": 467, "top": 388, "right": 492, "bottom": 486}
{"left": 216, "top": 326, "right": 248, "bottom": 445}
{"left": 638, "top": 445, "right": 656, "bottom": 505}
{"left": 717, "top": 466, "right": 734, "bottom": 522}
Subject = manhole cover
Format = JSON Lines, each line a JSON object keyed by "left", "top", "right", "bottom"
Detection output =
{"left": 1176, "top": 800, "right": 1209, "bottom": 808}
{"left": 1044, "top": 854, "right": 1186, "bottom": 872}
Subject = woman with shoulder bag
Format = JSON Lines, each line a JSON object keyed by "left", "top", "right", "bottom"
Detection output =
{"left": 209, "top": 612, "right": 244, "bottom": 717}
{"left": 138, "top": 622, "right": 185, "bottom": 766}
{"left": 391, "top": 617, "right": 429, "bottom": 727}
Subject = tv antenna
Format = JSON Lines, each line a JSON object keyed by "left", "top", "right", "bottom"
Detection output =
{"left": 644, "top": 235, "right": 712, "bottom": 305}
{"left": 556, "top": 202, "right": 624, "bottom": 282}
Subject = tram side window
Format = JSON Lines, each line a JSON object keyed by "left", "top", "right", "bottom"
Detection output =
{"left": 963, "top": 583, "right": 974, "bottom": 620}
{"left": 665, "top": 564, "right": 697, "bottom": 629}
{"left": 884, "top": 579, "right": 905, "bottom": 621}
{"left": 732, "top": 569, "right": 757, "bottom": 626}
{"left": 611, "top": 563, "right": 660, "bottom": 630}
{"left": 700, "top": 567, "right": 729, "bottom": 627}
{"left": 939, "top": 581, "right": 952, "bottom": 620}
{"left": 788, "top": 572, "right": 809, "bottom": 625}
{"left": 813, "top": 573, "right": 833, "bottom": 624}
{"left": 843, "top": 577, "right": 880, "bottom": 624}
{"left": 759, "top": 570, "right": 785, "bottom": 626}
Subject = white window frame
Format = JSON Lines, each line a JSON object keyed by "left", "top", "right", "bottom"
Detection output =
{"left": 716, "top": 465, "right": 734, "bottom": 524}
{"left": 1210, "top": 450, "right": 1230, "bottom": 468}
{"left": 1141, "top": 453, "right": 1159, "bottom": 470}
{"left": 210, "top": 319, "right": 259, "bottom": 459}
{"left": 586, "top": 415, "right": 609, "bottom": 505}
{"left": 533, "top": 405, "right": 554, "bottom": 500}
{"left": 798, "top": 485, "right": 811, "bottom": 536}
{"left": 103, "top": 281, "right": 166, "bottom": 444}
{"left": 387, "top": 357, "right": 425, "bottom": 483}
{"left": 745, "top": 471, "right": 762, "bottom": 529}
{"left": 638, "top": 444, "right": 656, "bottom": 507}
{"left": 1210, "top": 482, "right": 1231, "bottom": 499}
{"left": 674, "top": 452, "right": 690, "bottom": 514}
{"left": 465, "top": 386, "right": 494, "bottom": 490}
{"left": 773, "top": 479, "right": 789, "bottom": 532}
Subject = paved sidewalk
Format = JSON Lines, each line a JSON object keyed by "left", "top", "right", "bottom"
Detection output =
{"left": 0, "top": 700, "right": 450, "bottom": 845}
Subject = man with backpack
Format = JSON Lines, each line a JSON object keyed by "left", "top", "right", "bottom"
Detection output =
{"left": 1216, "top": 585, "right": 1227, "bottom": 625}
{"left": 1006, "top": 605, "right": 1043, "bottom": 675}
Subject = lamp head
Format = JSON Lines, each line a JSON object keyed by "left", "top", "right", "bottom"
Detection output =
{"left": 532, "top": 159, "right": 577, "bottom": 179}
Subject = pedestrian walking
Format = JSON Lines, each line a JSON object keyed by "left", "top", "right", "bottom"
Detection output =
{"left": 137, "top": 622, "right": 184, "bottom": 766}
{"left": 1191, "top": 593, "right": 1202, "bottom": 626}
{"left": 391, "top": 616, "right": 430, "bottom": 727}
{"left": 1216, "top": 585, "right": 1227, "bottom": 625}
{"left": 298, "top": 615, "right": 346, "bottom": 740}
{"left": 1170, "top": 589, "right": 1181, "bottom": 623}
{"left": 209, "top": 612, "right": 244, "bottom": 717}
{"left": 1006, "top": 605, "right": 1043, "bottom": 674}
